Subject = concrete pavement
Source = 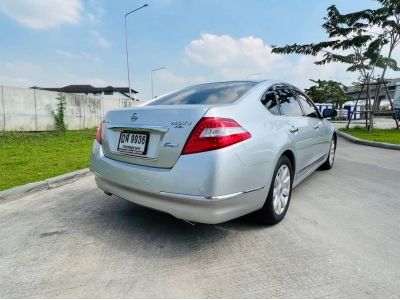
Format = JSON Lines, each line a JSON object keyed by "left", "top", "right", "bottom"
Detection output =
{"left": 1, "top": 137, "right": 400, "bottom": 298}
{"left": 332, "top": 117, "right": 399, "bottom": 129}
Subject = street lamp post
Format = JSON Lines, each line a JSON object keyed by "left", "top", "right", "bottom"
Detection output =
{"left": 124, "top": 4, "right": 149, "bottom": 101}
{"left": 151, "top": 67, "right": 166, "bottom": 98}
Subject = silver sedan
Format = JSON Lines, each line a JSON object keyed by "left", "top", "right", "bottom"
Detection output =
{"left": 90, "top": 80, "right": 337, "bottom": 225}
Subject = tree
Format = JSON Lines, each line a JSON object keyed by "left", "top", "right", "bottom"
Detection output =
{"left": 271, "top": 2, "right": 400, "bottom": 130}
{"left": 305, "top": 79, "right": 351, "bottom": 108}
{"left": 271, "top": 5, "right": 385, "bottom": 81}
{"left": 368, "top": 0, "right": 400, "bottom": 128}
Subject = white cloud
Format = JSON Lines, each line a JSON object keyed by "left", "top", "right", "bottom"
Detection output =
{"left": 185, "top": 34, "right": 281, "bottom": 77}
{"left": 0, "top": 61, "right": 48, "bottom": 87}
{"left": 0, "top": 0, "right": 83, "bottom": 29}
{"left": 133, "top": 69, "right": 209, "bottom": 101}
{"left": 87, "top": 78, "right": 108, "bottom": 86}
{"left": 184, "top": 33, "right": 360, "bottom": 88}
{"left": 86, "top": 0, "right": 105, "bottom": 24}
{"left": 156, "top": 69, "right": 186, "bottom": 86}
{"left": 56, "top": 49, "right": 102, "bottom": 63}
{"left": 136, "top": 69, "right": 188, "bottom": 100}
{"left": 284, "top": 55, "right": 354, "bottom": 88}
{"left": 89, "top": 30, "right": 110, "bottom": 48}
{"left": 0, "top": 60, "right": 112, "bottom": 88}
{"left": 56, "top": 49, "right": 74, "bottom": 58}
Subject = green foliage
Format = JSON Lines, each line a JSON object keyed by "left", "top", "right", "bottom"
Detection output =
{"left": 0, "top": 129, "right": 96, "bottom": 191}
{"left": 50, "top": 92, "right": 67, "bottom": 131}
{"left": 271, "top": 1, "right": 400, "bottom": 79}
{"left": 305, "top": 79, "right": 351, "bottom": 108}
{"left": 272, "top": 0, "right": 400, "bottom": 130}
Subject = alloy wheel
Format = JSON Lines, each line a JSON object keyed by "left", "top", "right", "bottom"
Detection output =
{"left": 272, "top": 165, "right": 291, "bottom": 215}
{"left": 329, "top": 139, "right": 335, "bottom": 166}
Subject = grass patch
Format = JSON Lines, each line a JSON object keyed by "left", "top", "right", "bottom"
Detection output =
{"left": 0, "top": 129, "right": 96, "bottom": 191}
{"left": 339, "top": 127, "right": 400, "bottom": 145}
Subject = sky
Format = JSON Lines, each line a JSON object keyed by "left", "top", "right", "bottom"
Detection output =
{"left": 0, "top": 0, "right": 396, "bottom": 101}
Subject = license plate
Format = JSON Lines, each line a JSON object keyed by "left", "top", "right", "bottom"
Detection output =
{"left": 117, "top": 131, "right": 149, "bottom": 156}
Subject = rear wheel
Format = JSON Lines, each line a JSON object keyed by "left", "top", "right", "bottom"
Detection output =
{"left": 255, "top": 155, "right": 293, "bottom": 225}
{"left": 319, "top": 137, "right": 336, "bottom": 170}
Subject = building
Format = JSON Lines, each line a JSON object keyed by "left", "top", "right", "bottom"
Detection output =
{"left": 31, "top": 85, "right": 139, "bottom": 100}
{"left": 345, "top": 78, "right": 400, "bottom": 110}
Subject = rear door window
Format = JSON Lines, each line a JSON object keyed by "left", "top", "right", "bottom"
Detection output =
{"left": 275, "top": 87, "right": 303, "bottom": 117}
{"left": 260, "top": 88, "right": 280, "bottom": 115}
{"left": 147, "top": 81, "right": 257, "bottom": 105}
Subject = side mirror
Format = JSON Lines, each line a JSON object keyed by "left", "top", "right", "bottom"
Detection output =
{"left": 323, "top": 108, "right": 338, "bottom": 118}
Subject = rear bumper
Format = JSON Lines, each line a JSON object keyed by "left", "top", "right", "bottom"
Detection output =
{"left": 93, "top": 173, "right": 264, "bottom": 224}
{"left": 90, "top": 141, "right": 268, "bottom": 224}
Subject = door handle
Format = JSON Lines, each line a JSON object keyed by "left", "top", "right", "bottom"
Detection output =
{"left": 290, "top": 126, "right": 299, "bottom": 133}
{"left": 313, "top": 124, "right": 319, "bottom": 130}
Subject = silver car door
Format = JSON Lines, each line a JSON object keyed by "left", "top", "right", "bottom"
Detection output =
{"left": 295, "top": 90, "right": 330, "bottom": 160}
{"left": 274, "top": 86, "right": 316, "bottom": 175}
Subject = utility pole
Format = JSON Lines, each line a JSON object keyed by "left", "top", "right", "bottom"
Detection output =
{"left": 124, "top": 4, "right": 149, "bottom": 100}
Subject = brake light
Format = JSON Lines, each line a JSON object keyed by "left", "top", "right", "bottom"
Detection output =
{"left": 96, "top": 122, "right": 103, "bottom": 144}
{"left": 182, "top": 117, "right": 251, "bottom": 155}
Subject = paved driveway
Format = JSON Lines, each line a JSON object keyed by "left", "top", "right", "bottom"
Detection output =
{"left": 1, "top": 138, "right": 399, "bottom": 298}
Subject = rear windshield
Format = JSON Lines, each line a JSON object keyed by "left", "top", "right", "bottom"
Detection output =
{"left": 147, "top": 81, "right": 257, "bottom": 106}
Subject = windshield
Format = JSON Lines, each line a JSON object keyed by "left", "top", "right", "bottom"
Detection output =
{"left": 146, "top": 81, "right": 257, "bottom": 106}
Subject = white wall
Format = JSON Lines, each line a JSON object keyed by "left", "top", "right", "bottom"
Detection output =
{"left": 0, "top": 86, "right": 140, "bottom": 131}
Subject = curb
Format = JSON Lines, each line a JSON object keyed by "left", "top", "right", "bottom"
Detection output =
{"left": 337, "top": 130, "right": 400, "bottom": 151}
{"left": 0, "top": 168, "right": 92, "bottom": 202}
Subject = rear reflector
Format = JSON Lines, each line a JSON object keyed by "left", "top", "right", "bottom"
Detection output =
{"left": 182, "top": 117, "right": 251, "bottom": 155}
{"left": 96, "top": 122, "right": 103, "bottom": 144}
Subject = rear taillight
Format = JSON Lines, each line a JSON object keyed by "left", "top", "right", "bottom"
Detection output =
{"left": 182, "top": 117, "right": 251, "bottom": 155}
{"left": 96, "top": 122, "right": 103, "bottom": 144}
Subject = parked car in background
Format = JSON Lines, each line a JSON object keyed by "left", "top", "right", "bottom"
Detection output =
{"left": 90, "top": 80, "right": 337, "bottom": 225}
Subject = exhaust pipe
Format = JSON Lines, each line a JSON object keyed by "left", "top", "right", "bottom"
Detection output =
{"left": 182, "top": 220, "right": 196, "bottom": 226}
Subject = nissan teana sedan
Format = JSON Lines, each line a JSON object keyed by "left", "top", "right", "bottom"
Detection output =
{"left": 90, "top": 80, "right": 337, "bottom": 225}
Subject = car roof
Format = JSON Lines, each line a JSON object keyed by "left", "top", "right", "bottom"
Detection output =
{"left": 183, "top": 79, "right": 286, "bottom": 88}
{"left": 253, "top": 79, "right": 304, "bottom": 91}
{"left": 146, "top": 79, "right": 304, "bottom": 105}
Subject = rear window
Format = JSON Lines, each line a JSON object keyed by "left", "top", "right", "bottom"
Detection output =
{"left": 146, "top": 81, "right": 257, "bottom": 106}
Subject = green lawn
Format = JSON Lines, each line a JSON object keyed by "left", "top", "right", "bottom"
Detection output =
{"left": 340, "top": 127, "right": 400, "bottom": 145}
{"left": 0, "top": 129, "right": 96, "bottom": 191}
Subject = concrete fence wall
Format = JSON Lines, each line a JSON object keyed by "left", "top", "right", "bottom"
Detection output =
{"left": 0, "top": 86, "right": 138, "bottom": 131}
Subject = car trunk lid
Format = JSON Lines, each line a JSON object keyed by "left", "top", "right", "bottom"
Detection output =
{"left": 101, "top": 105, "right": 211, "bottom": 168}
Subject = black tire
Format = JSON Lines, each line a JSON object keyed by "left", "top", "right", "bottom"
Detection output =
{"left": 255, "top": 155, "right": 293, "bottom": 225}
{"left": 319, "top": 136, "right": 336, "bottom": 170}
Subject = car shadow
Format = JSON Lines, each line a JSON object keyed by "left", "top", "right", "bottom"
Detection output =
{"left": 76, "top": 195, "right": 269, "bottom": 257}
